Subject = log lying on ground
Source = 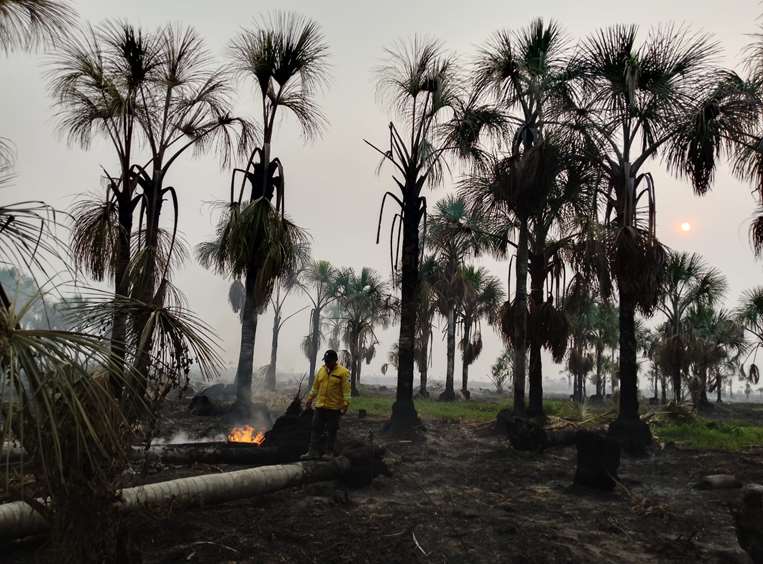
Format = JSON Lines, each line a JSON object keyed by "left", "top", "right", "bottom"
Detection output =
{"left": 0, "top": 451, "right": 385, "bottom": 541}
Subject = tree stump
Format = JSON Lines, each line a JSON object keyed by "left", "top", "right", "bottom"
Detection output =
{"left": 734, "top": 484, "right": 763, "bottom": 562}
{"left": 607, "top": 417, "right": 652, "bottom": 456}
{"left": 574, "top": 431, "right": 621, "bottom": 491}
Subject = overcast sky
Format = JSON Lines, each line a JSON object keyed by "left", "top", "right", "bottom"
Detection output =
{"left": 2, "top": 0, "right": 762, "bottom": 389}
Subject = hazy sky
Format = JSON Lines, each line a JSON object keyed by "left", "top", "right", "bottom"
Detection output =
{"left": 2, "top": 0, "right": 762, "bottom": 389}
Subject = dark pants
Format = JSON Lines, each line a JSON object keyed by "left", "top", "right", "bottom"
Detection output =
{"left": 309, "top": 407, "right": 342, "bottom": 453}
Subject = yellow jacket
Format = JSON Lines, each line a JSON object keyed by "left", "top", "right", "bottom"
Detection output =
{"left": 307, "top": 364, "right": 351, "bottom": 410}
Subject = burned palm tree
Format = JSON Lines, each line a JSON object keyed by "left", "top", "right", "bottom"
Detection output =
{"left": 685, "top": 305, "right": 745, "bottom": 408}
{"left": 264, "top": 248, "right": 309, "bottom": 391}
{"left": 331, "top": 267, "right": 395, "bottom": 396}
{"left": 369, "top": 38, "right": 502, "bottom": 429}
{"left": 664, "top": 22, "right": 763, "bottom": 258}
{"left": 428, "top": 195, "right": 490, "bottom": 401}
{"left": 735, "top": 288, "right": 763, "bottom": 393}
{"left": 569, "top": 24, "right": 719, "bottom": 451}
{"left": 656, "top": 251, "right": 727, "bottom": 402}
{"left": 414, "top": 254, "right": 439, "bottom": 397}
{"left": 299, "top": 259, "right": 341, "bottom": 386}
{"left": 199, "top": 12, "right": 328, "bottom": 409}
{"left": 197, "top": 201, "right": 307, "bottom": 409}
{"left": 589, "top": 300, "right": 618, "bottom": 398}
{"left": 50, "top": 21, "right": 254, "bottom": 404}
{"left": 470, "top": 18, "right": 579, "bottom": 414}
{"left": 458, "top": 266, "right": 504, "bottom": 399}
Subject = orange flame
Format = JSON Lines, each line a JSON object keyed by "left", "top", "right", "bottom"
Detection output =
{"left": 227, "top": 425, "right": 265, "bottom": 445}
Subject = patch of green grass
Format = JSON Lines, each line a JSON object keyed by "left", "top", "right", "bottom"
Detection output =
{"left": 349, "top": 395, "right": 504, "bottom": 422}
{"left": 653, "top": 419, "right": 763, "bottom": 451}
{"left": 349, "top": 394, "right": 574, "bottom": 423}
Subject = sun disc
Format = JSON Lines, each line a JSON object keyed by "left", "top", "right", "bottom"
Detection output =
{"left": 680, "top": 222, "right": 691, "bottom": 232}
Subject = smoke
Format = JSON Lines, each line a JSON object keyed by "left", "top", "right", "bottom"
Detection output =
{"left": 152, "top": 431, "right": 226, "bottom": 445}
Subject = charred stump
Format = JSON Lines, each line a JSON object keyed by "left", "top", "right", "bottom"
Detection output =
{"left": 573, "top": 431, "right": 620, "bottom": 491}
{"left": 734, "top": 484, "right": 763, "bottom": 563}
{"left": 496, "top": 410, "right": 576, "bottom": 451}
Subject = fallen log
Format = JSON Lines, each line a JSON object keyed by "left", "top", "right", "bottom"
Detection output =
{"left": 0, "top": 457, "right": 354, "bottom": 541}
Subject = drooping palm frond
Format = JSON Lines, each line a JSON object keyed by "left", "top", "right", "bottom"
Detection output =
{"left": 0, "top": 288, "right": 137, "bottom": 491}
{"left": 69, "top": 194, "right": 120, "bottom": 282}
{"left": 197, "top": 198, "right": 309, "bottom": 309}
{"left": 0, "top": 0, "right": 75, "bottom": 54}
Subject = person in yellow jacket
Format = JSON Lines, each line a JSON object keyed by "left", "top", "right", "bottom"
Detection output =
{"left": 301, "top": 349, "right": 351, "bottom": 459}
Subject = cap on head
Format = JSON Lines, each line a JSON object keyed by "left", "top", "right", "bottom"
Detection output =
{"left": 323, "top": 349, "right": 338, "bottom": 363}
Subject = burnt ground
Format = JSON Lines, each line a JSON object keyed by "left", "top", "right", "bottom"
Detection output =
{"left": 4, "top": 394, "right": 762, "bottom": 563}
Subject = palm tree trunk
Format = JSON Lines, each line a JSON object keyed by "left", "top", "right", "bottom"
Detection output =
{"left": 388, "top": 194, "right": 420, "bottom": 431}
{"left": 440, "top": 306, "right": 457, "bottom": 401}
{"left": 671, "top": 365, "right": 682, "bottom": 402}
{"left": 512, "top": 218, "right": 529, "bottom": 414}
{"left": 109, "top": 189, "right": 133, "bottom": 399}
{"left": 235, "top": 273, "right": 259, "bottom": 407}
{"left": 265, "top": 313, "right": 279, "bottom": 392}
{"left": 595, "top": 346, "right": 604, "bottom": 397}
{"left": 350, "top": 354, "right": 360, "bottom": 397}
{"left": 528, "top": 252, "right": 544, "bottom": 416}
{"left": 461, "top": 321, "right": 470, "bottom": 400}
{"left": 608, "top": 287, "right": 652, "bottom": 454}
{"left": 616, "top": 289, "right": 639, "bottom": 420}
{"left": 130, "top": 179, "right": 163, "bottom": 410}
{"left": 716, "top": 375, "right": 723, "bottom": 403}
{"left": 308, "top": 307, "right": 321, "bottom": 386}
{"left": 419, "top": 361, "right": 428, "bottom": 397}
{"left": 698, "top": 369, "right": 710, "bottom": 409}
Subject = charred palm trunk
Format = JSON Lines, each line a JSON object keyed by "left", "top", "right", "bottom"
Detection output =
{"left": 512, "top": 218, "right": 529, "bottom": 414}
{"left": 608, "top": 287, "right": 652, "bottom": 453}
{"left": 265, "top": 312, "right": 280, "bottom": 392}
{"left": 308, "top": 307, "right": 321, "bottom": 386}
{"left": 440, "top": 306, "right": 457, "bottom": 401}
{"left": 528, "top": 251, "right": 544, "bottom": 416}
{"left": 595, "top": 345, "right": 604, "bottom": 397}
{"left": 235, "top": 273, "right": 259, "bottom": 407}
{"left": 616, "top": 289, "right": 638, "bottom": 420}
{"left": 671, "top": 364, "right": 682, "bottom": 402}
{"left": 716, "top": 375, "right": 723, "bottom": 403}
{"left": 388, "top": 192, "right": 420, "bottom": 431}
{"left": 130, "top": 174, "right": 163, "bottom": 410}
{"left": 110, "top": 187, "right": 133, "bottom": 398}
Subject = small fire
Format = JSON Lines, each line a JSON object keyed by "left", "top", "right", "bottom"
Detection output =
{"left": 227, "top": 425, "right": 265, "bottom": 445}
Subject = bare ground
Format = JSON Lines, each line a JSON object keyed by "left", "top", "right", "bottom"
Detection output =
{"left": 4, "top": 394, "right": 761, "bottom": 563}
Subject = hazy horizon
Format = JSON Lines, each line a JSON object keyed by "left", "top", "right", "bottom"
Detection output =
{"left": 2, "top": 0, "right": 762, "bottom": 393}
